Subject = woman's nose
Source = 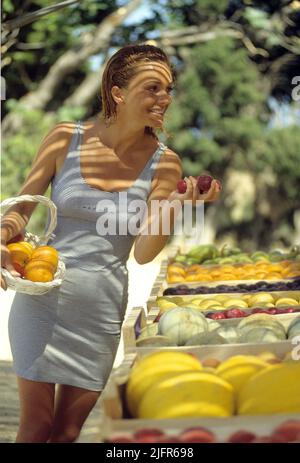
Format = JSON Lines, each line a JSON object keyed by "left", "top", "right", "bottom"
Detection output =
{"left": 157, "top": 90, "right": 172, "bottom": 103}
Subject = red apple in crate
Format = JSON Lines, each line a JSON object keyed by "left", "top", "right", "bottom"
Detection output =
{"left": 272, "top": 421, "right": 300, "bottom": 442}
{"left": 228, "top": 430, "right": 257, "bottom": 443}
{"left": 225, "top": 308, "right": 247, "bottom": 318}
{"left": 210, "top": 312, "right": 226, "bottom": 320}
{"left": 106, "top": 434, "right": 134, "bottom": 443}
{"left": 179, "top": 427, "right": 215, "bottom": 443}
{"left": 133, "top": 428, "right": 165, "bottom": 443}
{"left": 157, "top": 435, "right": 181, "bottom": 443}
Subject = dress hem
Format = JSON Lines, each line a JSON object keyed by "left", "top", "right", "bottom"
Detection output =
{"left": 13, "top": 369, "right": 104, "bottom": 392}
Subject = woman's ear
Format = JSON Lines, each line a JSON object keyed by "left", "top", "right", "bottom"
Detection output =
{"left": 111, "top": 86, "right": 125, "bottom": 105}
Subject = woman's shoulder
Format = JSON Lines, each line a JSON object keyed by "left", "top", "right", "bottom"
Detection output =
{"left": 160, "top": 145, "right": 182, "bottom": 169}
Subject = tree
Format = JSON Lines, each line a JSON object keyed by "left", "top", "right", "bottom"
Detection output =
{"left": 2, "top": 0, "right": 300, "bottom": 248}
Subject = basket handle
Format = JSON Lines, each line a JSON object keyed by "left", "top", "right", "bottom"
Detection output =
{"left": 1, "top": 194, "right": 57, "bottom": 245}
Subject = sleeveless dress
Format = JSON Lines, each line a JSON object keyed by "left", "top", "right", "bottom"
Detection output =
{"left": 8, "top": 121, "right": 167, "bottom": 391}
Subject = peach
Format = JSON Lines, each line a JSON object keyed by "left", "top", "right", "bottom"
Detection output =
{"left": 228, "top": 430, "right": 256, "bottom": 443}
{"left": 272, "top": 421, "right": 300, "bottom": 442}
{"left": 180, "top": 427, "right": 215, "bottom": 443}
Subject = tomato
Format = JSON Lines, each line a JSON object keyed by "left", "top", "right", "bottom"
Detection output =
{"left": 24, "top": 259, "right": 55, "bottom": 282}
{"left": 30, "top": 246, "right": 59, "bottom": 271}
{"left": 7, "top": 242, "right": 33, "bottom": 268}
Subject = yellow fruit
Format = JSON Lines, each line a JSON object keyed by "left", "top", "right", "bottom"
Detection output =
{"left": 223, "top": 299, "right": 249, "bottom": 309}
{"left": 157, "top": 300, "right": 178, "bottom": 310}
{"left": 126, "top": 362, "right": 202, "bottom": 417}
{"left": 248, "top": 293, "right": 275, "bottom": 306}
{"left": 238, "top": 362, "right": 300, "bottom": 415}
{"left": 198, "top": 300, "right": 222, "bottom": 310}
{"left": 213, "top": 295, "right": 230, "bottom": 303}
{"left": 190, "top": 297, "right": 205, "bottom": 306}
{"left": 268, "top": 264, "right": 284, "bottom": 273}
{"left": 216, "top": 355, "right": 268, "bottom": 393}
{"left": 265, "top": 272, "right": 283, "bottom": 280}
{"left": 168, "top": 274, "right": 184, "bottom": 283}
{"left": 167, "top": 266, "right": 186, "bottom": 277}
{"left": 132, "top": 351, "right": 202, "bottom": 376}
{"left": 138, "top": 371, "right": 234, "bottom": 419}
{"left": 275, "top": 298, "right": 299, "bottom": 307}
{"left": 284, "top": 271, "right": 300, "bottom": 278}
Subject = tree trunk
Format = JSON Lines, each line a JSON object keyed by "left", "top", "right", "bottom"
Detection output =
{"left": 2, "top": 0, "right": 142, "bottom": 136}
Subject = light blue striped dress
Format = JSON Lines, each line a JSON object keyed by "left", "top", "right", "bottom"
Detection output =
{"left": 8, "top": 121, "right": 166, "bottom": 391}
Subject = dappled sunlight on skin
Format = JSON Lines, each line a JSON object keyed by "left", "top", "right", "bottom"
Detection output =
{"left": 58, "top": 61, "right": 176, "bottom": 195}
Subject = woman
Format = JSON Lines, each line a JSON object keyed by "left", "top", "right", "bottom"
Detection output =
{"left": 1, "top": 44, "right": 220, "bottom": 443}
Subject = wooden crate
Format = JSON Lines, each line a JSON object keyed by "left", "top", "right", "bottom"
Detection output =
{"left": 147, "top": 290, "right": 300, "bottom": 315}
{"left": 122, "top": 306, "right": 297, "bottom": 354}
{"left": 99, "top": 349, "right": 300, "bottom": 442}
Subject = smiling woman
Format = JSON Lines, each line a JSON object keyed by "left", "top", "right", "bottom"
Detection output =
{"left": 1, "top": 43, "right": 221, "bottom": 443}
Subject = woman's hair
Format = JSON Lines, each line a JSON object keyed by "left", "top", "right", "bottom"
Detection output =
{"left": 100, "top": 43, "right": 174, "bottom": 138}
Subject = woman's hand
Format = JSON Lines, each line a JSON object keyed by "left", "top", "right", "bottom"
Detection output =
{"left": 168, "top": 176, "right": 221, "bottom": 205}
{"left": 1, "top": 241, "right": 20, "bottom": 291}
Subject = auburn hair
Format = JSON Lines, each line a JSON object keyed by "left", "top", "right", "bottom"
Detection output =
{"left": 100, "top": 43, "right": 174, "bottom": 138}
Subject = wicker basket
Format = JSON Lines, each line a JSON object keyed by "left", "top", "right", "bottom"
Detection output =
{"left": 1, "top": 194, "right": 66, "bottom": 295}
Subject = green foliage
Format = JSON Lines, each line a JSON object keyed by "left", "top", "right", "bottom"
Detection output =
{"left": 2, "top": 0, "right": 299, "bottom": 247}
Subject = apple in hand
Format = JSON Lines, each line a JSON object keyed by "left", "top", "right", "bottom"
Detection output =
{"left": 177, "top": 179, "right": 187, "bottom": 194}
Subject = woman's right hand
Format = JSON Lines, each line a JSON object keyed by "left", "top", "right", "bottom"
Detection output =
{"left": 1, "top": 242, "right": 21, "bottom": 291}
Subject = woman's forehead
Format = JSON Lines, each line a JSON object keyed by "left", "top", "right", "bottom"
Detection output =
{"left": 130, "top": 62, "right": 173, "bottom": 86}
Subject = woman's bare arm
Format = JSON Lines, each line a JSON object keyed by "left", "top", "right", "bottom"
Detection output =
{"left": 1, "top": 122, "right": 74, "bottom": 243}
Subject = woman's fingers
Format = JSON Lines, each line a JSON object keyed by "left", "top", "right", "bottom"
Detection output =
{"left": 1, "top": 274, "right": 8, "bottom": 291}
{"left": 199, "top": 179, "right": 221, "bottom": 202}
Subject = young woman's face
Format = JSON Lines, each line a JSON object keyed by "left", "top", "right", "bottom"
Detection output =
{"left": 116, "top": 60, "right": 174, "bottom": 129}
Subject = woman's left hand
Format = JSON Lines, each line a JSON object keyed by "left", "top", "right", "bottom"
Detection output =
{"left": 168, "top": 176, "right": 221, "bottom": 206}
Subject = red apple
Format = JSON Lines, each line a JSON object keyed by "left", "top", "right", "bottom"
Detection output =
{"left": 225, "top": 308, "right": 247, "bottom": 318}
{"left": 177, "top": 180, "right": 187, "bottom": 194}
{"left": 133, "top": 428, "right": 165, "bottom": 442}
{"left": 272, "top": 421, "right": 300, "bottom": 442}
{"left": 156, "top": 435, "right": 181, "bottom": 443}
{"left": 211, "top": 312, "right": 226, "bottom": 320}
{"left": 228, "top": 430, "right": 257, "bottom": 443}
{"left": 179, "top": 427, "right": 215, "bottom": 443}
{"left": 197, "top": 175, "right": 213, "bottom": 194}
{"left": 107, "top": 434, "right": 134, "bottom": 443}
{"left": 251, "top": 436, "right": 273, "bottom": 443}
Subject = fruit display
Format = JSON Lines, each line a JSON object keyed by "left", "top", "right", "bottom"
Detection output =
{"left": 172, "top": 243, "right": 300, "bottom": 266}
{"left": 163, "top": 278, "right": 300, "bottom": 295}
{"left": 124, "top": 351, "right": 300, "bottom": 420}
{"left": 156, "top": 292, "right": 300, "bottom": 320}
{"left": 104, "top": 420, "right": 300, "bottom": 443}
{"left": 135, "top": 311, "right": 300, "bottom": 347}
{"left": 167, "top": 260, "right": 300, "bottom": 284}
{"left": 7, "top": 241, "right": 59, "bottom": 283}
